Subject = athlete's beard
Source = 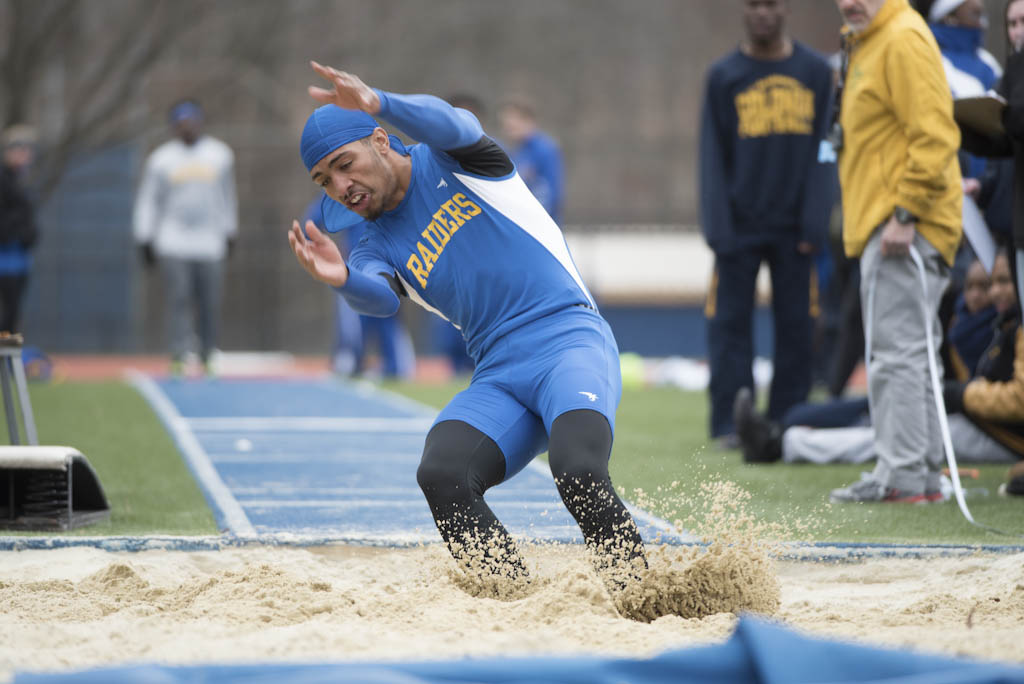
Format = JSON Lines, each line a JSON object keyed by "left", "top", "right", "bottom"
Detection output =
{"left": 363, "top": 149, "right": 396, "bottom": 222}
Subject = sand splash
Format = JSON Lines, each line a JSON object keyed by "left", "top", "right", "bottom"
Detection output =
{"left": 614, "top": 479, "right": 784, "bottom": 621}
{"left": 1, "top": 544, "right": 1022, "bottom": 680}
{"left": 1, "top": 479, "right": 1020, "bottom": 679}
{"left": 442, "top": 476, "right": 784, "bottom": 622}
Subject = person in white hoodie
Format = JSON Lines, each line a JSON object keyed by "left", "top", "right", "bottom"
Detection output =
{"left": 133, "top": 100, "right": 238, "bottom": 376}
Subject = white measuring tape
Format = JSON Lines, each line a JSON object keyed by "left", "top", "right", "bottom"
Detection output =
{"left": 865, "top": 244, "right": 1020, "bottom": 537}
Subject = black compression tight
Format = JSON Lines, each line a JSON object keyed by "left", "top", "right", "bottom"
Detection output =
{"left": 416, "top": 419, "right": 523, "bottom": 577}
{"left": 416, "top": 409, "right": 646, "bottom": 578}
{"left": 547, "top": 410, "right": 646, "bottom": 568}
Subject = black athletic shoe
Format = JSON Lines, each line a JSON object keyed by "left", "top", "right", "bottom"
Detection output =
{"left": 1001, "top": 461, "right": 1024, "bottom": 497}
{"left": 733, "top": 388, "right": 782, "bottom": 464}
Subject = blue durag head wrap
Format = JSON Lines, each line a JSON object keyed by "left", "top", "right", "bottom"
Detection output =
{"left": 300, "top": 105, "right": 409, "bottom": 232}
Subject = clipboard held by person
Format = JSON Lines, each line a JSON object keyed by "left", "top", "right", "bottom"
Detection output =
{"left": 954, "top": 91, "right": 1007, "bottom": 139}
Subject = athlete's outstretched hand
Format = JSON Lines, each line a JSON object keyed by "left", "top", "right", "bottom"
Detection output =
{"left": 288, "top": 219, "right": 349, "bottom": 288}
{"left": 308, "top": 61, "right": 381, "bottom": 114}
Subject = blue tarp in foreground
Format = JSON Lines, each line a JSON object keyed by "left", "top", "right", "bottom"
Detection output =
{"left": 15, "top": 616, "right": 1024, "bottom": 684}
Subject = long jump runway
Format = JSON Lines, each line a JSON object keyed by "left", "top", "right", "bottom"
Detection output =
{"left": 130, "top": 374, "right": 683, "bottom": 545}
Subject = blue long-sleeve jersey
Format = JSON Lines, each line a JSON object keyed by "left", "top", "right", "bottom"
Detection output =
{"left": 699, "top": 42, "right": 835, "bottom": 254}
{"left": 328, "top": 91, "right": 595, "bottom": 364}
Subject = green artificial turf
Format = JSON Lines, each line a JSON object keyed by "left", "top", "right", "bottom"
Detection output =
{"left": 6, "top": 377, "right": 1020, "bottom": 545}
{"left": 6, "top": 381, "right": 219, "bottom": 536}
{"left": 382, "top": 379, "right": 1024, "bottom": 546}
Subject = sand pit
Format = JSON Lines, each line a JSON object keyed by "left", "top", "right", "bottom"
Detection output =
{"left": 0, "top": 542, "right": 1022, "bottom": 680}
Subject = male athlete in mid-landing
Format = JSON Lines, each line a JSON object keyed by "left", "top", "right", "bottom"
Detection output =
{"left": 288, "top": 61, "right": 646, "bottom": 582}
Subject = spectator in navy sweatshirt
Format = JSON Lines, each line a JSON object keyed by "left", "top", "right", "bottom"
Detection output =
{"left": 698, "top": 0, "right": 835, "bottom": 446}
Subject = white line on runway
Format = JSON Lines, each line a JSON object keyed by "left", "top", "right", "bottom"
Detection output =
{"left": 208, "top": 451, "right": 419, "bottom": 463}
{"left": 127, "top": 372, "right": 256, "bottom": 537}
{"left": 242, "top": 499, "right": 564, "bottom": 509}
{"left": 184, "top": 417, "right": 434, "bottom": 432}
{"left": 232, "top": 486, "right": 560, "bottom": 498}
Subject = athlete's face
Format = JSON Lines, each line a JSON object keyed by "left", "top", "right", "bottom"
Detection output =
{"left": 310, "top": 129, "right": 398, "bottom": 221}
{"left": 989, "top": 254, "right": 1017, "bottom": 314}
{"left": 835, "top": 0, "right": 886, "bottom": 32}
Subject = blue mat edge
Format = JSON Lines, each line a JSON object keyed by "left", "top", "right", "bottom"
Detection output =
{"left": 0, "top": 534, "right": 1021, "bottom": 560}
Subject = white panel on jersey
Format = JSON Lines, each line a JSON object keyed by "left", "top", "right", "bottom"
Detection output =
{"left": 453, "top": 171, "right": 596, "bottom": 308}
{"left": 397, "top": 274, "right": 457, "bottom": 327}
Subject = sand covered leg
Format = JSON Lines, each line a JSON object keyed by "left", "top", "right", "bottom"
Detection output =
{"left": 548, "top": 410, "right": 647, "bottom": 586}
{"left": 417, "top": 420, "right": 529, "bottom": 585}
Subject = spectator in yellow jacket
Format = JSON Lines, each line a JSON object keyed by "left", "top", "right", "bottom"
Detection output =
{"left": 830, "top": 0, "right": 964, "bottom": 503}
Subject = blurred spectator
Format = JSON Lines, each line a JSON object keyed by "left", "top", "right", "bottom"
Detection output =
{"left": 736, "top": 256, "right": 994, "bottom": 456}
{"left": 1009, "top": 0, "right": 1024, "bottom": 54}
{"left": 304, "top": 196, "right": 415, "bottom": 379}
{"left": 447, "top": 94, "right": 487, "bottom": 126}
{"left": 930, "top": 0, "right": 1000, "bottom": 178}
{"left": 736, "top": 250, "right": 1020, "bottom": 468}
{"left": 928, "top": 0, "right": 1004, "bottom": 301}
{"left": 698, "top": 0, "right": 834, "bottom": 446}
{"left": 0, "top": 125, "right": 39, "bottom": 334}
{"left": 948, "top": 0, "right": 1022, "bottom": 247}
{"left": 948, "top": 258, "right": 998, "bottom": 375}
{"left": 133, "top": 100, "right": 237, "bottom": 377}
{"left": 498, "top": 98, "right": 564, "bottom": 225}
{"left": 958, "top": 0, "right": 1024, "bottom": 324}
{"left": 823, "top": 239, "right": 865, "bottom": 397}
{"left": 828, "top": 0, "right": 963, "bottom": 504}
{"left": 811, "top": 54, "right": 865, "bottom": 398}
{"left": 929, "top": 1, "right": 1000, "bottom": 106}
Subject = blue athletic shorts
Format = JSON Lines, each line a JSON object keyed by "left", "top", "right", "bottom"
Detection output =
{"left": 432, "top": 308, "right": 621, "bottom": 481}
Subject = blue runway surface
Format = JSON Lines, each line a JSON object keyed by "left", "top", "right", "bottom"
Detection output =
{"left": 130, "top": 374, "right": 684, "bottom": 545}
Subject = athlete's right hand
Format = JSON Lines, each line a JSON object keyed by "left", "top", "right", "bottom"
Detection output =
{"left": 308, "top": 61, "right": 381, "bottom": 114}
{"left": 288, "top": 219, "right": 349, "bottom": 288}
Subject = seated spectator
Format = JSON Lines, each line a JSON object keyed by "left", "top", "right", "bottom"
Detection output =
{"left": 1003, "top": 460, "right": 1024, "bottom": 496}
{"left": 947, "top": 257, "right": 998, "bottom": 378}
{"left": 735, "top": 251, "right": 1020, "bottom": 476}
{"left": 741, "top": 257, "right": 996, "bottom": 438}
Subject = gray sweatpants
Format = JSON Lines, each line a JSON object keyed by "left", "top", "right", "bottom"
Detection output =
{"left": 859, "top": 230, "right": 950, "bottom": 494}
{"left": 782, "top": 414, "right": 1019, "bottom": 465}
{"left": 161, "top": 257, "right": 224, "bottom": 362}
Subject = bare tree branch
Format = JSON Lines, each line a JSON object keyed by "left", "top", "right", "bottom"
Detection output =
{"left": 1, "top": 0, "right": 76, "bottom": 125}
{"left": 23, "top": 2, "right": 206, "bottom": 200}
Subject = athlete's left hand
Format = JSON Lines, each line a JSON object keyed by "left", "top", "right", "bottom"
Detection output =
{"left": 308, "top": 61, "right": 381, "bottom": 114}
{"left": 288, "top": 219, "right": 349, "bottom": 288}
